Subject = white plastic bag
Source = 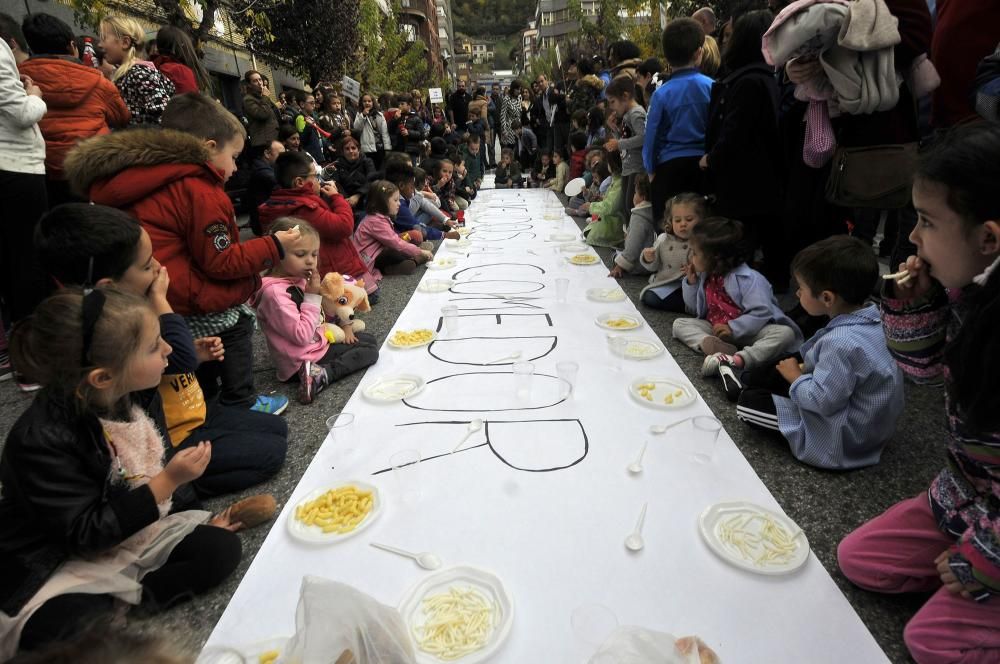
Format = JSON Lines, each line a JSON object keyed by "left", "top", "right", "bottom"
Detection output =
{"left": 588, "top": 626, "right": 717, "bottom": 664}
{"left": 281, "top": 576, "right": 416, "bottom": 664}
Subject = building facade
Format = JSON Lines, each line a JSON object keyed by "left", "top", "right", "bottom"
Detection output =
{"left": 398, "top": 0, "right": 445, "bottom": 79}
{"left": 435, "top": 0, "right": 456, "bottom": 84}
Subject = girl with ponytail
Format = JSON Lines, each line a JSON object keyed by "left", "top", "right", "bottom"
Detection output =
{"left": 99, "top": 15, "right": 175, "bottom": 125}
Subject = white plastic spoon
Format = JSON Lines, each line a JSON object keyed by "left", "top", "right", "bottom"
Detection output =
{"left": 450, "top": 418, "right": 485, "bottom": 453}
{"left": 486, "top": 351, "right": 523, "bottom": 365}
{"left": 625, "top": 503, "right": 648, "bottom": 552}
{"left": 649, "top": 417, "right": 694, "bottom": 435}
{"left": 627, "top": 442, "right": 648, "bottom": 475}
{"left": 370, "top": 543, "right": 442, "bottom": 570}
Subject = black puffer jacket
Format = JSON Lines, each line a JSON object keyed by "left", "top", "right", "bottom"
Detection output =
{"left": 332, "top": 155, "right": 376, "bottom": 201}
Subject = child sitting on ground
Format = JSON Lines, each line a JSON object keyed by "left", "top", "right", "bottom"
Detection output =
{"left": 639, "top": 192, "right": 704, "bottom": 311}
{"left": 258, "top": 151, "right": 374, "bottom": 299}
{"left": 0, "top": 289, "right": 246, "bottom": 656}
{"left": 733, "top": 236, "right": 904, "bottom": 469}
{"left": 568, "top": 131, "right": 589, "bottom": 179}
{"left": 65, "top": 91, "right": 298, "bottom": 415}
{"left": 428, "top": 158, "right": 459, "bottom": 215}
{"left": 673, "top": 216, "right": 802, "bottom": 379}
{"left": 610, "top": 174, "right": 655, "bottom": 277}
{"left": 385, "top": 160, "right": 458, "bottom": 244}
{"left": 533, "top": 152, "right": 555, "bottom": 188}
{"left": 584, "top": 150, "right": 625, "bottom": 248}
{"left": 34, "top": 204, "right": 287, "bottom": 496}
{"left": 451, "top": 152, "right": 475, "bottom": 207}
{"left": 495, "top": 148, "right": 522, "bottom": 188}
{"left": 252, "top": 218, "right": 379, "bottom": 404}
{"left": 545, "top": 149, "right": 570, "bottom": 192}
{"left": 412, "top": 165, "right": 456, "bottom": 230}
{"left": 569, "top": 157, "right": 608, "bottom": 217}
{"left": 354, "top": 180, "right": 434, "bottom": 284}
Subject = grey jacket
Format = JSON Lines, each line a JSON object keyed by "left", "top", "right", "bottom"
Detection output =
{"left": 618, "top": 104, "right": 647, "bottom": 176}
{"left": 353, "top": 111, "right": 392, "bottom": 154}
{"left": 614, "top": 203, "right": 656, "bottom": 273}
{"left": 639, "top": 232, "right": 690, "bottom": 298}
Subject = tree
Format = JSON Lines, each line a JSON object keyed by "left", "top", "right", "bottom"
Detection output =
{"left": 230, "top": 0, "right": 362, "bottom": 87}
{"left": 353, "top": 0, "right": 446, "bottom": 93}
{"left": 59, "top": 0, "right": 223, "bottom": 46}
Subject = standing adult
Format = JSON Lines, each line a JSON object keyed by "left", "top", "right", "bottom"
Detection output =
{"left": 0, "top": 21, "right": 48, "bottom": 325}
{"left": 447, "top": 79, "right": 470, "bottom": 132}
{"left": 692, "top": 7, "right": 718, "bottom": 36}
{"left": 243, "top": 70, "right": 280, "bottom": 162}
{"left": 530, "top": 77, "right": 549, "bottom": 154}
{"left": 499, "top": 80, "right": 523, "bottom": 151}
{"left": 19, "top": 13, "right": 129, "bottom": 208}
{"left": 353, "top": 92, "right": 391, "bottom": 170}
{"left": 489, "top": 82, "right": 502, "bottom": 166}
{"left": 245, "top": 139, "right": 284, "bottom": 236}
{"left": 99, "top": 15, "right": 175, "bottom": 125}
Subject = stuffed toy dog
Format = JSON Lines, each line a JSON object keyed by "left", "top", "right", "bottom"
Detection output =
{"left": 320, "top": 272, "right": 370, "bottom": 343}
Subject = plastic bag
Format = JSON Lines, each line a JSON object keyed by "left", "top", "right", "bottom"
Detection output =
{"left": 281, "top": 576, "right": 416, "bottom": 664}
{"left": 588, "top": 626, "right": 717, "bottom": 664}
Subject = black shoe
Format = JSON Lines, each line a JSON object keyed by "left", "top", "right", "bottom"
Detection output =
{"left": 718, "top": 363, "right": 743, "bottom": 403}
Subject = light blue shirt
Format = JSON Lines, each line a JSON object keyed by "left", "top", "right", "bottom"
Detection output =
{"left": 774, "top": 304, "right": 905, "bottom": 470}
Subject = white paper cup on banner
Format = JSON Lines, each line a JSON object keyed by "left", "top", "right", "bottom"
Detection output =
{"left": 555, "top": 277, "right": 570, "bottom": 303}
{"left": 512, "top": 361, "right": 535, "bottom": 400}
{"left": 390, "top": 449, "right": 422, "bottom": 503}
{"left": 441, "top": 305, "right": 459, "bottom": 336}
{"left": 556, "top": 361, "right": 579, "bottom": 399}
{"left": 689, "top": 416, "right": 723, "bottom": 464}
{"left": 325, "top": 412, "right": 356, "bottom": 454}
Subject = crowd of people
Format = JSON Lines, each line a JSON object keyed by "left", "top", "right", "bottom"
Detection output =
{"left": 0, "top": 0, "right": 999, "bottom": 661}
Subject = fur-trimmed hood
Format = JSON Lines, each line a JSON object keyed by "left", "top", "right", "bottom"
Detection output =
{"left": 64, "top": 128, "right": 216, "bottom": 203}
{"left": 577, "top": 74, "right": 605, "bottom": 91}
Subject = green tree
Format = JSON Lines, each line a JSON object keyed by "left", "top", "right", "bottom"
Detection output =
{"left": 58, "top": 0, "right": 224, "bottom": 46}
{"left": 353, "top": 0, "right": 445, "bottom": 93}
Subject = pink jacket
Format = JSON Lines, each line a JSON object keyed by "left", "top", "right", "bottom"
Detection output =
{"left": 352, "top": 212, "right": 423, "bottom": 284}
{"left": 250, "top": 275, "right": 328, "bottom": 381}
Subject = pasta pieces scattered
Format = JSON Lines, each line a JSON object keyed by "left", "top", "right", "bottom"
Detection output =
{"left": 294, "top": 486, "right": 374, "bottom": 534}
{"left": 414, "top": 586, "right": 495, "bottom": 661}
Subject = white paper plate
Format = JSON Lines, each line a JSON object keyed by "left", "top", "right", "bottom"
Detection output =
{"left": 286, "top": 482, "right": 382, "bottom": 544}
{"left": 627, "top": 376, "right": 696, "bottom": 409}
{"left": 548, "top": 232, "right": 578, "bottom": 242}
{"left": 567, "top": 253, "right": 600, "bottom": 266}
{"left": 399, "top": 566, "right": 514, "bottom": 664}
{"left": 387, "top": 329, "right": 437, "bottom": 349}
{"left": 238, "top": 637, "right": 289, "bottom": 663}
{"left": 595, "top": 313, "right": 643, "bottom": 331}
{"left": 363, "top": 374, "right": 427, "bottom": 401}
{"left": 564, "top": 177, "right": 586, "bottom": 197}
{"left": 427, "top": 258, "right": 458, "bottom": 270}
{"left": 586, "top": 287, "right": 627, "bottom": 302}
{"left": 444, "top": 238, "right": 472, "bottom": 249}
{"left": 457, "top": 227, "right": 471, "bottom": 236}
{"left": 418, "top": 280, "right": 455, "bottom": 294}
{"left": 699, "top": 501, "right": 810, "bottom": 576}
{"left": 609, "top": 337, "right": 665, "bottom": 360}
{"left": 560, "top": 242, "right": 590, "bottom": 253}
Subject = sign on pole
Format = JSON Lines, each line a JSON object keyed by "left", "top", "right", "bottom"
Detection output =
{"left": 341, "top": 75, "right": 361, "bottom": 102}
{"left": 428, "top": 87, "right": 444, "bottom": 104}
{"left": 555, "top": 43, "right": 562, "bottom": 71}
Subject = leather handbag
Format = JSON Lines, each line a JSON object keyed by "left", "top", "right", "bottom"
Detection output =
{"left": 825, "top": 142, "right": 919, "bottom": 209}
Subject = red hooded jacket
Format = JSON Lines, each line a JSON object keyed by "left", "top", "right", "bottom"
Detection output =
{"left": 257, "top": 184, "right": 368, "bottom": 283}
{"left": 153, "top": 55, "right": 199, "bottom": 95}
{"left": 18, "top": 56, "right": 130, "bottom": 179}
{"left": 64, "top": 129, "right": 281, "bottom": 316}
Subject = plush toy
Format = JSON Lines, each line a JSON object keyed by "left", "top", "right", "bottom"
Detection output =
{"left": 319, "top": 272, "right": 370, "bottom": 343}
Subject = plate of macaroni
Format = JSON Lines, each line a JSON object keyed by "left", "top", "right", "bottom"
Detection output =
{"left": 628, "top": 376, "right": 696, "bottom": 409}
{"left": 286, "top": 482, "right": 381, "bottom": 544}
{"left": 427, "top": 257, "right": 458, "bottom": 270}
{"left": 567, "top": 253, "right": 600, "bottom": 266}
{"left": 444, "top": 238, "right": 472, "bottom": 250}
{"left": 362, "top": 374, "right": 427, "bottom": 402}
{"left": 399, "top": 566, "right": 514, "bottom": 664}
{"left": 586, "top": 287, "right": 627, "bottom": 302}
{"left": 388, "top": 328, "right": 437, "bottom": 348}
{"left": 595, "top": 313, "right": 643, "bottom": 331}
{"left": 699, "top": 501, "right": 809, "bottom": 576}
{"left": 608, "top": 337, "right": 665, "bottom": 360}
{"left": 418, "top": 279, "right": 455, "bottom": 294}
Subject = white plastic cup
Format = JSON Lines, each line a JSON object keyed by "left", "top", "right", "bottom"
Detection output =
{"left": 555, "top": 277, "right": 570, "bottom": 303}
{"left": 512, "top": 361, "right": 535, "bottom": 400}
{"left": 325, "top": 412, "right": 356, "bottom": 456}
{"left": 441, "top": 304, "right": 459, "bottom": 336}
{"left": 390, "top": 449, "right": 422, "bottom": 503}
{"left": 556, "top": 360, "right": 579, "bottom": 399}
{"left": 690, "top": 415, "right": 723, "bottom": 464}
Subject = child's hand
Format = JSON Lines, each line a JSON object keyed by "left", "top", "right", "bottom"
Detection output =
{"left": 699, "top": 154, "right": 709, "bottom": 170}
{"left": 420, "top": 249, "right": 434, "bottom": 262}
{"left": 320, "top": 181, "right": 340, "bottom": 197}
{"left": 642, "top": 247, "right": 656, "bottom": 263}
{"left": 194, "top": 336, "right": 224, "bottom": 364}
{"left": 341, "top": 324, "right": 358, "bottom": 344}
{"left": 580, "top": 202, "right": 590, "bottom": 213}
{"left": 347, "top": 194, "right": 362, "bottom": 207}
{"left": 164, "top": 441, "right": 211, "bottom": 484}
{"left": 892, "top": 255, "right": 933, "bottom": 300}
{"left": 604, "top": 137, "right": 619, "bottom": 151}
{"left": 445, "top": 230, "right": 461, "bottom": 239}
{"left": 609, "top": 265, "right": 625, "bottom": 279}
{"left": 683, "top": 263, "right": 698, "bottom": 284}
{"left": 776, "top": 357, "right": 803, "bottom": 383}
{"left": 208, "top": 505, "right": 243, "bottom": 532}
{"left": 935, "top": 549, "right": 985, "bottom": 599}
{"left": 274, "top": 226, "right": 302, "bottom": 248}
{"left": 148, "top": 266, "right": 171, "bottom": 313}
{"left": 712, "top": 323, "right": 733, "bottom": 340}
{"left": 304, "top": 269, "right": 322, "bottom": 294}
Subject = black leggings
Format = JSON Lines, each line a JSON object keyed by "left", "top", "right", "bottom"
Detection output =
{"left": 640, "top": 288, "right": 685, "bottom": 312}
{"left": 18, "top": 525, "right": 240, "bottom": 652}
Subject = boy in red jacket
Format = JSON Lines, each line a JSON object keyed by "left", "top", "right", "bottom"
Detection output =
{"left": 64, "top": 92, "right": 300, "bottom": 414}
{"left": 257, "top": 151, "right": 373, "bottom": 298}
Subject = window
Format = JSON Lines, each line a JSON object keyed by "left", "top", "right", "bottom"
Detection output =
{"left": 401, "top": 23, "right": 417, "bottom": 42}
{"left": 401, "top": 0, "right": 410, "bottom": 6}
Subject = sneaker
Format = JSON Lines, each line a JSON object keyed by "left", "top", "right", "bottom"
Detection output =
{"left": 718, "top": 363, "right": 744, "bottom": 402}
{"left": 296, "top": 361, "right": 329, "bottom": 405}
{"left": 251, "top": 393, "right": 289, "bottom": 415}
{"left": 702, "top": 352, "right": 741, "bottom": 377}
{"left": 16, "top": 374, "right": 40, "bottom": 392}
{"left": 0, "top": 350, "right": 12, "bottom": 382}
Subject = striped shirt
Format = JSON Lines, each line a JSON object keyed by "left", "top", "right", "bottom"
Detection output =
{"left": 773, "top": 305, "right": 904, "bottom": 469}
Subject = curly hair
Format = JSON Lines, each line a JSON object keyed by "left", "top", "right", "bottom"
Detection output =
{"left": 689, "top": 216, "right": 746, "bottom": 276}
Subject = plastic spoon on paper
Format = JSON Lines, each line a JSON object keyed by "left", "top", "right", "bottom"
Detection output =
{"left": 450, "top": 418, "right": 484, "bottom": 453}
{"left": 649, "top": 417, "right": 694, "bottom": 435}
{"left": 370, "top": 543, "right": 442, "bottom": 570}
{"left": 486, "top": 351, "right": 523, "bottom": 365}
{"left": 627, "top": 442, "right": 648, "bottom": 475}
{"left": 625, "top": 503, "right": 648, "bottom": 552}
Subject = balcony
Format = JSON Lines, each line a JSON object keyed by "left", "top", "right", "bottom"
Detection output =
{"left": 398, "top": 0, "right": 429, "bottom": 22}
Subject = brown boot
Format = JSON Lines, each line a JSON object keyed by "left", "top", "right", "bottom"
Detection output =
{"left": 227, "top": 494, "right": 277, "bottom": 530}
